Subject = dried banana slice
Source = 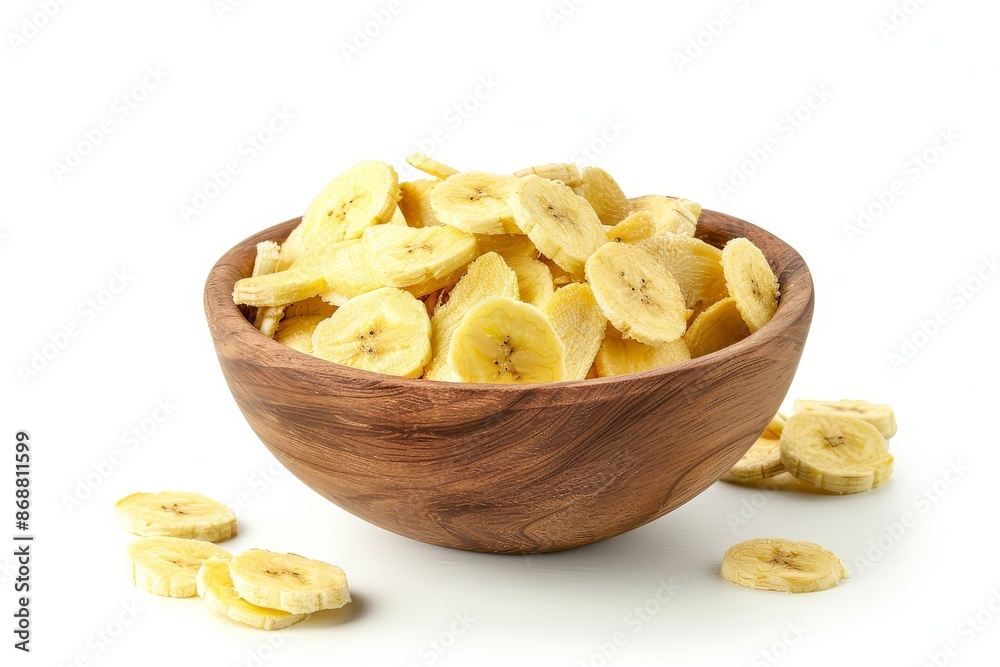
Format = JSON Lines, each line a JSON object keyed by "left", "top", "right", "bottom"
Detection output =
{"left": 282, "top": 296, "right": 336, "bottom": 319}
{"left": 300, "top": 160, "right": 400, "bottom": 246}
{"left": 780, "top": 413, "right": 894, "bottom": 494}
{"left": 793, "top": 399, "right": 897, "bottom": 439}
{"left": 542, "top": 283, "right": 607, "bottom": 381}
{"left": 720, "top": 413, "right": 787, "bottom": 484}
{"left": 510, "top": 175, "right": 606, "bottom": 276}
{"left": 274, "top": 315, "right": 327, "bottom": 355}
{"left": 430, "top": 172, "right": 522, "bottom": 235}
{"left": 639, "top": 234, "right": 728, "bottom": 313}
{"left": 398, "top": 179, "right": 443, "bottom": 227}
{"left": 361, "top": 224, "right": 477, "bottom": 288}
{"left": 406, "top": 151, "right": 459, "bottom": 180}
{"left": 474, "top": 233, "right": 539, "bottom": 260}
{"left": 197, "top": 556, "right": 310, "bottom": 630}
{"left": 720, "top": 538, "right": 850, "bottom": 593}
{"left": 115, "top": 491, "right": 237, "bottom": 542}
{"left": 127, "top": 537, "right": 231, "bottom": 598}
{"left": 585, "top": 242, "right": 687, "bottom": 345}
{"left": 594, "top": 325, "right": 690, "bottom": 377}
{"left": 311, "top": 287, "right": 431, "bottom": 378}
{"left": 424, "top": 252, "right": 519, "bottom": 381}
{"left": 578, "top": 166, "right": 630, "bottom": 225}
{"left": 605, "top": 210, "right": 657, "bottom": 244}
{"left": 277, "top": 223, "right": 307, "bottom": 270}
{"left": 512, "top": 162, "right": 582, "bottom": 187}
{"left": 249, "top": 241, "right": 285, "bottom": 336}
{"left": 228, "top": 549, "right": 350, "bottom": 615}
{"left": 722, "top": 237, "right": 780, "bottom": 333}
{"left": 629, "top": 195, "right": 698, "bottom": 237}
{"left": 682, "top": 297, "right": 751, "bottom": 358}
{"left": 233, "top": 266, "right": 327, "bottom": 308}
{"left": 448, "top": 296, "right": 565, "bottom": 384}
{"left": 505, "top": 254, "right": 554, "bottom": 308}
{"left": 314, "top": 239, "right": 385, "bottom": 306}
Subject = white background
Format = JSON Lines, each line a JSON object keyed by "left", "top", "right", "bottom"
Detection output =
{"left": 3, "top": 1, "right": 999, "bottom": 665}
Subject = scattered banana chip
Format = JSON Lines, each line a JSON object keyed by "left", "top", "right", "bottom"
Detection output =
{"left": 720, "top": 413, "right": 787, "bottom": 484}
{"left": 197, "top": 556, "right": 311, "bottom": 631}
{"left": 449, "top": 296, "right": 565, "bottom": 383}
{"left": 721, "top": 538, "right": 850, "bottom": 593}
{"left": 229, "top": 549, "right": 351, "bottom": 615}
{"left": 780, "top": 412, "right": 894, "bottom": 494}
{"left": 127, "top": 537, "right": 232, "bottom": 598}
{"left": 115, "top": 491, "right": 237, "bottom": 542}
{"left": 722, "top": 237, "right": 780, "bottom": 333}
{"left": 793, "top": 399, "right": 897, "bottom": 439}
{"left": 237, "top": 157, "right": 792, "bottom": 382}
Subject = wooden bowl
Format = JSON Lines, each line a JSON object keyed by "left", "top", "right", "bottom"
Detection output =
{"left": 204, "top": 209, "right": 813, "bottom": 553}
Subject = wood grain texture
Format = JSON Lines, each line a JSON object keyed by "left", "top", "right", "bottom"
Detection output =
{"left": 204, "top": 209, "right": 814, "bottom": 553}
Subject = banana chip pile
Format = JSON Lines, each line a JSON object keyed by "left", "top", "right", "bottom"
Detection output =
{"left": 116, "top": 491, "right": 349, "bottom": 630}
{"left": 233, "top": 154, "right": 781, "bottom": 383}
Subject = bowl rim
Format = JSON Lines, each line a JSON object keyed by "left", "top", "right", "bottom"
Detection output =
{"left": 204, "top": 208, "right": 813, "bottom": 393}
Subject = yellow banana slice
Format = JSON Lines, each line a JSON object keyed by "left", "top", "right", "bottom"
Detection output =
{"left": 720, "top": 413, "right": 788, "bottom": 484}
{"left": 277, "top": 223, "right": 307, "bottom": 270}
{"left": 474, "top": 233, "right": 539, "bottom": 260}
{"left": 311, "top": 287, "right": 431, "bottom": 378}
{"left": 362, "top": 224, "right": 477, "bottom": 288}
{"left": 424, "top": 252, "right": 519, "bottom": 381}
{"left": 722, "top": 237, "right": 780, "bottom": 333}
{"left": 605, "top": 210, "right": 657, "bottom": 244}
{"left": 406, "top": 151, "right": 459, "bottom": 180}
{"left": 448, "top": 296, "right": 565, "bottom": 383}
{"left": 282, "top": 296, "right": 336, "bottom": 319}
{"left": 584, "top": 241, "right": 687, "bottom": 345}
{"left": 197, "top": 556, "right": 310, "bottom": 630}
{"left": 312, "top": 239, "right": 385, "bottom": 307}
{"left": 228, "top": 549, "right": 350, "bottom": 615}
{"left": 682, "top": 297, "right": 751, "bottom": 358}
{"left": 274, "top": 315, "right": 327, "bottom": 355}
{"left": 251, "top": 241, "right": 281, "bottom": 277}
{"left": 430, "top": 172, "right": 522, "bottom": 235}
{"left": 300, "top": 160, "right": 400, "bottom": 247}
{"left": 127, "top": 537, "right": 231, "bottom": 598}
{"left": 780, "top": 413, "right": 894, "bottom": 494}
{"left": 578, "top": 166, "right": 630, "bottom": 225}
{"left": 541, "top": 256, "right": 575, "bottom": 286}
{"left": 594, "top": 325, "right": 690, "bottom": 377}
{"left": 629, "top": 195, "right": 698, "bottom": 237}
{"left": 792, "top": 399, "right": 897, "bottom": 439}
{"left": 639, "top": 234, "right": 728, "bottom": 313}
{"left": 115, "top": 491, "right": 237, "bottom": 542}
{"left": 720, "top": 538, "right": 850, "bottom": 593}
{"left": 505, "top": 254, "right": 554, "bottom": 308}
{"left": 233, "top": 266, "right": 327, "bottom": 308}
{"left": 513, "top": 162, "right": 582, "bottom": 187}
{"left": 510, "top": 175, "right": 607, "bottom": 276}
{"left": 398, "top": 179, "right": 443, "bottom": 227}
{"left": 542, "top": 283, "right": 607, "bottom": 381}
